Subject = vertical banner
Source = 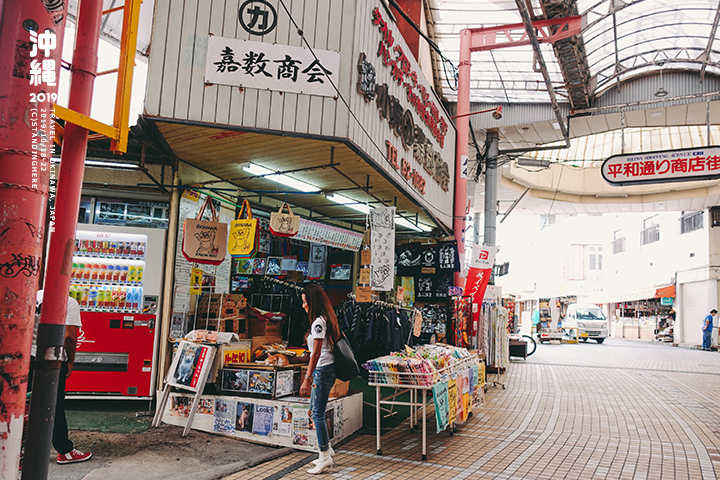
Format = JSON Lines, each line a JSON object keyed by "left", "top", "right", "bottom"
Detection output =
{"left": 370, "top": 207, "right": 396, "bottom": 291}
{"left": 465, "top": 244, "right": 498, "bottom": 304}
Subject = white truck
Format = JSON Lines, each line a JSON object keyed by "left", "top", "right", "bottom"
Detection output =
{"left": 562, "top": 303, "right": 609, "bottom": 344}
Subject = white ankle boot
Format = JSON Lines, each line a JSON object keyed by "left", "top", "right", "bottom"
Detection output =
{"left": 307, "top": 449, "right": 333, "bottom": 474}
{"left": 312, "top": 446, "right": 335, "bottom": 465}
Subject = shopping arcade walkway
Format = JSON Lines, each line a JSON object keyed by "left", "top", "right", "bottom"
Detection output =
{"left": 227, "top": 339, "right": 720, "bottom": 480}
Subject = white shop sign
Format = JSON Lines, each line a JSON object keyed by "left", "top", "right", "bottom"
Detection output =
{"left": 205, "top": 35, "right": 340, "bottom": 98}
{"left": 602, "top": 146, "right": 720, "bottom": 186}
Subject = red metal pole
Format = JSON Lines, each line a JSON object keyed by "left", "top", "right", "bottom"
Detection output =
{"left": 0, "top": 1, "right": 67, "bottom": 476}
{"left": 22, "top": 0, "right": 102, "bottom": 477}
{"left": 454, "top": 28, "right": 472, "bottom": 287}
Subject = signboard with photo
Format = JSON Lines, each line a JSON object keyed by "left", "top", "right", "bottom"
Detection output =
{"left": 166, "top": 340, "right": 213, "bottom": 392}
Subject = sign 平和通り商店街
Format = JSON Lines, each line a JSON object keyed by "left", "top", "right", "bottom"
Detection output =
{"left": 205, "top": 36, "right": 340, "bottom": 98}
{"left": 602, "top": 146, "right": 720, "bottom": 186}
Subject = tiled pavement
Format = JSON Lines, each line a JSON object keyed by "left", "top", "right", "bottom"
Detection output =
{"left": 225, "top": 339, "right": 720, "bottom": 479}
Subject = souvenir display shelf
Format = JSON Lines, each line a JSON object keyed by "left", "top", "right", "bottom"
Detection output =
{"left": 367, "top": 353, "right": 481, "bottom": 461}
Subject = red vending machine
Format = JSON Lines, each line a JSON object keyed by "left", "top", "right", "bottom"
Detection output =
{"left": 66, "top": 225, "right": 166, "bottom": 399}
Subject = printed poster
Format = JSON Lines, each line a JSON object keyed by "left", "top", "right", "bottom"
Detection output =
{"left": 248, "top": 370, "right": 274, "bottom": 395}
{"left": 236, "top": 401, "right": 255, "bottom": 433}
{"left": 462, "top": 393, "right": 471, "bottom": 421}
{"left": 190, "top": 268, "right": 203, "bottom": 295}
{"left": 198, "top": 398, "right": 214, "bottom": 415}
{"left": 370, "top": 207, "right": 396, "bottom": 291}
{"left": 273, "top": 405, "right": 292, "bottom": 437}
{"left": 432, "top": 381, "right": 449, "bottom": 433}
{"left": 275, "top": 370, "right": 295, "bottom": 397}
{"left": 334, "top": 403, "right": 344, "bottom": 438}
{"left": 213, "top": 398, "right": 235, "bottom": 434}
{"left": 253, "top": 404, "right": 273, "bottom": 436}
{"left": 169, "top": 395, "right": 191, "bottom": 417}
{"left": 447, "top": 379, "right": 457, "bottom": 425}
{"left": 325, "top": 408, "right": 335, "bottom": 441}
{"left": 292, "top": 404, "right": 310, "bottom": 446}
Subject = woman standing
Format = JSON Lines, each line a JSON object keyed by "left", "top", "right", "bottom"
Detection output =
{"left": 300, "top": 284, "right": 341, "bottom": 474}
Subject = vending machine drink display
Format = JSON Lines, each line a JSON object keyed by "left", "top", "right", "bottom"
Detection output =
{"left": 67, "top": 225, "right": 166, "bottom": 398}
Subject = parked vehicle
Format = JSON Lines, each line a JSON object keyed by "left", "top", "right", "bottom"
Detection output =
{"left": 563, "top": 303, "right": 608, "bottom": 344}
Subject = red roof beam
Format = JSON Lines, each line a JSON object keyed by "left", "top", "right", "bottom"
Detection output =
{"left": 467, "top": 16, "right": 582, "bottom": 52}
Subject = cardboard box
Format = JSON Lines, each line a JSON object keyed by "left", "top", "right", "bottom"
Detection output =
{"left": 301, "top": 366, "right": 350, "bottom": 398}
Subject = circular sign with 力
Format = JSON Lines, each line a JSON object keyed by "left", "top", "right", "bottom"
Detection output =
{"left": 239, "top": 0, "right": 278, "bottom": 36}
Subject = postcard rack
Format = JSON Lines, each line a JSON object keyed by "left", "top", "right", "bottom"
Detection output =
{"left": 367, "top": 354, "right": 480, "bottom": 461}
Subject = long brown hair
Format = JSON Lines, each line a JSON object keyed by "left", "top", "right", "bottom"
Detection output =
{"left": 303, "top": 284, "right": 341, "bottom": 346}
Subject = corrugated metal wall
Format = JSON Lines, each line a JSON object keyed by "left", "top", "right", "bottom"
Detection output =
{"left": 144, "top": 0, "right": 355, "bottom": 139}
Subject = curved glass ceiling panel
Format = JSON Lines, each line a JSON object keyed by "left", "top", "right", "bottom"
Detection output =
{"left": 432, "top": 0, "right": 720, "bottom": 103}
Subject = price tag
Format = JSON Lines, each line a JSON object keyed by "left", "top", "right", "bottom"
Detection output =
{"left": 358, "top": 267, "right": 370, "bottom": 285}
{"left": 396, "top": 286, "right": 405, "bottom": 303}
{"left": 356, "top": 286, "right": 372, "bottom": 303}
{"left": 361, "top": 249, "right": 371, "bottom": 265}
{"left": 413, "top": 309, "right": 423, "bottom": 337}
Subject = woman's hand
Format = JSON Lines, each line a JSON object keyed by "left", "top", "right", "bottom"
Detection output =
{"left": 300, "top": 376, "right": 312, "bottom": 397}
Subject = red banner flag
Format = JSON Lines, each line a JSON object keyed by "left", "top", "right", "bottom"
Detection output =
{"left": 465, "top": 267, "right": 492, "bottom": 305}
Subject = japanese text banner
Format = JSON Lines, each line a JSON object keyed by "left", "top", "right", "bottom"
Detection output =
{"left": 205, "top": 36, "right": 340, "bottom": 97}
{"left": 602, "top": 146, "right": 720, "bottom": 186}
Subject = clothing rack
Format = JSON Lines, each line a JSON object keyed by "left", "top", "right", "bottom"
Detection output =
{"left": 347, "top": 292, "right": 413, "bottom": 312}
{"left": 261, "top": 276, "right": 304, "bottom": 291}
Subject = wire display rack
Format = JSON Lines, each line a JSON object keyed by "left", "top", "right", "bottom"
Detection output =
{"left": 367, "top": 354, "right": 481, "bottom": 461}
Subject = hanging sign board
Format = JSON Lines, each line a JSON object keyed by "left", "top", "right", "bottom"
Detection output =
{"left": 205, "top": 36, "right": 340, "bottom": 98}
{"left": 601, "top": 146, "right": 720, "bottom": 186}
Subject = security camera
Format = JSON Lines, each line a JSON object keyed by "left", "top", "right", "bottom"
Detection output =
{"left": 492, "top": 107, "right": 503, "bottom": 120}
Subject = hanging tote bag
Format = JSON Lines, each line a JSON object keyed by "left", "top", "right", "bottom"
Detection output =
{"left": 334, "top": 332, "right": 360, "bottom": 381}
{"left": 182, "top": 196, "right": 228, "bottom": 265}
{"left": 227, "top": 200, "right": 259, "bottom": 258}
{"left": 269, "top": 203, "right": 300, "bottom": 237}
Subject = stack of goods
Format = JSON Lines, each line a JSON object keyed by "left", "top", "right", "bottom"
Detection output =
{"left": 253, "top": 343, "right": 309, "bottom": 365}
{"left": 363, "top": 344, "right": 472, "bottom": 386}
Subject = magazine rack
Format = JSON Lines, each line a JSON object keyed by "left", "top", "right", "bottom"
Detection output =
{"left": 153, "top": 343, "right": 217, "bottom": 437}
{"left": 367, "top": 354, "right": 480, "bottom": 461}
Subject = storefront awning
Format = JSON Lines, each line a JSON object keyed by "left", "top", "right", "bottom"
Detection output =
{"left": 655, "top": 284, "right": 676, "bottom": 298}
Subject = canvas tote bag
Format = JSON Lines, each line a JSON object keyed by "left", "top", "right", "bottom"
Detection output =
{"left": 269, "top": 203, "right": 300, "bottom": 237}
{"left": 182, "top": 196, "right": 228, "bottom": 265}
{"left": 228, "top": 200, "right": 259, "bottom": 258}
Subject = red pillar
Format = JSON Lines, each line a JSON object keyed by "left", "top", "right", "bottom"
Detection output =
{"left": 21, "top": 0, "right": 102, "bottom": 477}
{"left": 0, "top": 2, "right": 67, "bottom": 475}
{"left": 454, "top": 29, "right": 472, "bottom": 287}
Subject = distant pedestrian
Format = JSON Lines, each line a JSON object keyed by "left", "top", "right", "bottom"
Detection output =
{"left": 701, "top": 309, "right": 717, "bottom": 351}
{"left": 31, "top": 290, "right": 93, "bottom": 464}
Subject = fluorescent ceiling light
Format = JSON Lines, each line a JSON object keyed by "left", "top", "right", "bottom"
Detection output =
{"left": 328, "top": 193, "right": 432, "bottom": 231}
{"left": 85, "top": 159, "right": 139, "bottom": 169}
{"left": 395, "top": 216, "right": 432, "bottom": 232}
{"left": 243, "top": 163, "right": 320, "bottom": 192}
{"left": 327, "top": 193, "right": 371, "bottom": 214}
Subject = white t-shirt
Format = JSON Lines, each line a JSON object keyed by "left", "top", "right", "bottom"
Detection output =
{"left": 307, "top": 316, "right": 335, "bottom": 368}
{"left": 32, "top": 290, "right": 82, "bottom": 359}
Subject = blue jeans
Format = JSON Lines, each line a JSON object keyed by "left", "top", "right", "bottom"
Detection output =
{"left": 703, "top": 330, "right": 712, "bottom": 349}
{"left": 310, "top": 364, "right": 336, "bottom": 452}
